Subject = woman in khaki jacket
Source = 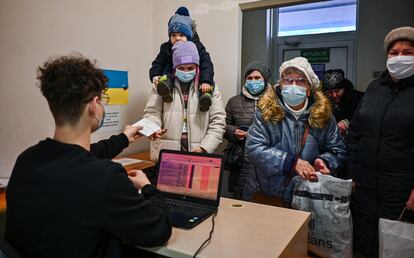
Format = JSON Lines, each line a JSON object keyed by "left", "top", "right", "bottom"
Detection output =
{"left": 144, "top": 41, "right": 226, "bottom": 160}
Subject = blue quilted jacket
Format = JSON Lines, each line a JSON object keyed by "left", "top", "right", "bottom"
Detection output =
{"left": 242, "top": 87, "right": 346, "bottom": 203}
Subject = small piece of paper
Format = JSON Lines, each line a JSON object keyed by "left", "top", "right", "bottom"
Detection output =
{"left": 133, "top": 118, "right": 161, "bottom": 137}
{"left": 112, "top": 158, "right": 144, "bottom": 166}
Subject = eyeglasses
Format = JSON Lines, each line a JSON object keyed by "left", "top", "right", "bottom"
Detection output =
{"left": 282, "top": 77, "right": 308, "bottom": 87}
{"left": 100, "top": 93, "right": 110, "bottom": 105}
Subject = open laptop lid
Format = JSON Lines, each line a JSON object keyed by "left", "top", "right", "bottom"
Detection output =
{"left": 155, "top": 149, "right": 223, "bottom": 206}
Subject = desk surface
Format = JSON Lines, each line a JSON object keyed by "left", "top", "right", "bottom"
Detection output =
{"left": 144, "top": 197, "right": 311, "bottom": 258}
{"left": 116, "top": 151, "right": 155, "bottom": 171}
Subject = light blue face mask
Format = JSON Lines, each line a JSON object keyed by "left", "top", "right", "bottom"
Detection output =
{"left": 245, "top": 80, "right": 265, "bottom": 95}
{"left": 281, "top": 84, "right": 307, "bottom": 106}
{"left": 176, "top": 68, "right": 196, "bottom": 82}
{"left": 94, "top": 102, "right": 105, "bottom": 132}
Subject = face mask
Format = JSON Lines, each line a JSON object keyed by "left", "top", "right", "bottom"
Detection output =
{"left": 175, "top": 68, "right": 196, "bottom": 82}
{"left": 245, "top": 80, "right": 265, "bottom": 95}
{"left": 281, "top": 84, "right": 307, "bottom": 106}
{"left": 93, "top": 102, "right": 105, "bottom": 132}
{"left": 386, "top": 55, "right": 414, "bottom": 80}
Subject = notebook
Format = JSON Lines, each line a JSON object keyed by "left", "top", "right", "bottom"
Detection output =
{"left": 155, "top": 149, "right": 223, "bottom": 229}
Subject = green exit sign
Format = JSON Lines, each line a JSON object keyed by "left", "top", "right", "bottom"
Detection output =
{"left": 301, "top": 48, "right": 330, "bottom": 63}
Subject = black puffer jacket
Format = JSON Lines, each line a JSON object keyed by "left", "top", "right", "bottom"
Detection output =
{"left": 224, "top": 87, "right": 264, "bottom": 195}
{"left": 346, "top": 71, "right": 414, "bottom": 257}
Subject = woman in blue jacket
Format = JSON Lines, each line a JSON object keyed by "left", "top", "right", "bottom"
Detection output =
{"left": 242, "top": 57, "right": 346, "bottom": 203}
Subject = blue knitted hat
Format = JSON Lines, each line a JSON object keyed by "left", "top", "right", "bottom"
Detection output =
{"left": 168, "top": 14, "right": 193, "bottom": 40}
{"left": 175, "top": 6, "right": 190, "bottom": 16}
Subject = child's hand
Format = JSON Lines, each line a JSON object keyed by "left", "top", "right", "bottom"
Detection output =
{"left": 200, "top": 83, "right": 213, "bottom": 93}
{"left": 152, "top": 76, "right": 160, "bottom": 90}
{"left": 149, "top": 129, "right": 167, "bottom": 141}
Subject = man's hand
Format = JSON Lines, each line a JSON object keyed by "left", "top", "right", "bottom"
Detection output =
{"left": 149, "top": 129, "right": 167, "bottom": 141}
{"left": 234, "top": 129, "right": 247, "bottom": 140}
{"left": 123, "top": 125, "right": 143, "bottom": 143}
{"left": 200, "top": 83, "right": 213, "bottom": 93}
{"left": 406, "top": 189, "right": 414, "bottom": 210}
{"left": 337, "top": 120, "right": 348, "bottom": 137}
{"left": 295, "top": 159, "right": 316, "bottom": 180}
{"left": 127, "top": 170, "right": 151, "bottom": 190}
{"left": 191, "top": 146, "right": 206, "bottom": 153}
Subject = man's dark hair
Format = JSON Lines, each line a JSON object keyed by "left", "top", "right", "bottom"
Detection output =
{"left": 37, "top": 54, "right": 108, "bottom": 125}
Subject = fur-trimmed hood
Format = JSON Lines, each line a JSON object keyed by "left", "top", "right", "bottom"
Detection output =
{"left": 258, "top": 85, "right": 332, "bottom": 129}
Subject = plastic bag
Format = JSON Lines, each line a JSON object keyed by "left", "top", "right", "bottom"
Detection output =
{"left": 291, "top": 172, "right": 353, "bottom": 258}
{"left": 379, "top": 208, "right": 414, "bottom": 258}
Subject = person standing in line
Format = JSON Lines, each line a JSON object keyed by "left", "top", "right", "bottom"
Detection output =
{"left": 321, "top": 69, "right": 364, "bottom": 137}
{"left": 346, "top": 26, "right": 414, "bottom": 258}
{"left": 224, "top": 61, "right": 272, "bottom": 199}
{"left": 243, "top": 57, "right": 346, "bottom": 203}
{"left": 144, "top": 41, "right": 225, "bottom": 160}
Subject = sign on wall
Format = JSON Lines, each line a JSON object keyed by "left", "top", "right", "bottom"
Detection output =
{"left": 102, "top": 69, "right": 129, "bottom": 105}
{"left": 301, "top": 48, "right": 330, "bottom": 63}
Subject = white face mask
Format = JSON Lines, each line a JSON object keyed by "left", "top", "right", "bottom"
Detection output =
{"left": 386, "top": 55, "right": 414, "bottom": 80}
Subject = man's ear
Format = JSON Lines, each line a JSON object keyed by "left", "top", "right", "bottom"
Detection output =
{"left": 88, "top": 96, "right": 100, "bottom": 114}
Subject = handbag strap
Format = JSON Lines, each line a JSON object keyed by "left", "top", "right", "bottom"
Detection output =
{"left": 283, "top": 125, "right": 310, "bottom": 187}
{"left": 399, "top": 207, "right": 408, "bottom": 221}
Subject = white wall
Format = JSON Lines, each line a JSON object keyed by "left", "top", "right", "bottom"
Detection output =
{"left": 0, "top": 0, "right": 262, "bottom": 178}
{"left": 0, "top": 0, "right": 154, "bottom": 177}
{"left": 0, "top": 0, "right": 307, "bottom": 177}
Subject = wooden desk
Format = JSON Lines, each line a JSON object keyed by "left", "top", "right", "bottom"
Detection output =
{"left": 144, "top": 198, "right": 311, "bottom": 258}
{"left": 117, "top": 151, "right": 155, "bottom": 171}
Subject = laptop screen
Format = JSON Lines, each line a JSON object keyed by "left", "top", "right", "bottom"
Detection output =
{"left": 156, "top": 152, "right": 222, "bottom": 200}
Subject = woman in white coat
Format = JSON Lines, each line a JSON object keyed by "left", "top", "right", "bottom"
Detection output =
{"left": 144, "top": 41, "right": 226, "bottom": 160}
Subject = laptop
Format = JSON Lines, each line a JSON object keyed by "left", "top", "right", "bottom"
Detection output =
{"left": 155, "top": 149, "right": 223, "bottom": 229}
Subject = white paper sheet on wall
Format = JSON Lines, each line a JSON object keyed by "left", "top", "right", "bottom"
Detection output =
{"left": 96, "top": 105, "right": 122, "bottom": 133}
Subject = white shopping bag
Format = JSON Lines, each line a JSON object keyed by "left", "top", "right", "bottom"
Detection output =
{"left": 379, "top": 208, "right": 414, "bottom": 258}
{"left": 291, "top": 172, "right": 353, "bottom": 258}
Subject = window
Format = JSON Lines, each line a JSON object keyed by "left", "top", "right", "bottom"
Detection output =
{"left": 278, "top": 0, "right": 357, "bottom": 37}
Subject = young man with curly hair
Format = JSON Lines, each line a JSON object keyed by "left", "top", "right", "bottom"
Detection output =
{"left": 5, "top": 54, "right": 171, "bottom": 258}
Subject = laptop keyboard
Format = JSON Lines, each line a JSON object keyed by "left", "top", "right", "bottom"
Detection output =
{"left": 166, "top": 200, "right": 214, "bottom": 217}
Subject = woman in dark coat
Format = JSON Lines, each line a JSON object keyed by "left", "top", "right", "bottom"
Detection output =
{"left": 224, "top": 62, "right": 272, "bottom": 199}
{"left": 346, "top": 26, "right": 414, "bottom": 258}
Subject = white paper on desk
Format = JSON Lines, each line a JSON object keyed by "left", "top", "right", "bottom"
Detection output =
{"left": 112, "top": 158, "right": 144, "bottom": 166}
{"left": 133, "top": 118, "right": 161, "bottom": 137}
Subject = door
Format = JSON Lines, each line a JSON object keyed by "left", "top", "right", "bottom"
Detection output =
{"left": 276, "top": 39, "right": 355, "bottom": 86}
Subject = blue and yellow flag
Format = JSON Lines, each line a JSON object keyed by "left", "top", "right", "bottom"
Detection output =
{"left": 103, "top": 69, "right": 128, "bottom": 105}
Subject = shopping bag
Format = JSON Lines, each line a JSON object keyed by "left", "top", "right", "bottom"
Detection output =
{"left": 379, "top": 207, "right": 414, "bottom": 258}
{"left": 291, "top": 172, "right": 352, "bottom": 258}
